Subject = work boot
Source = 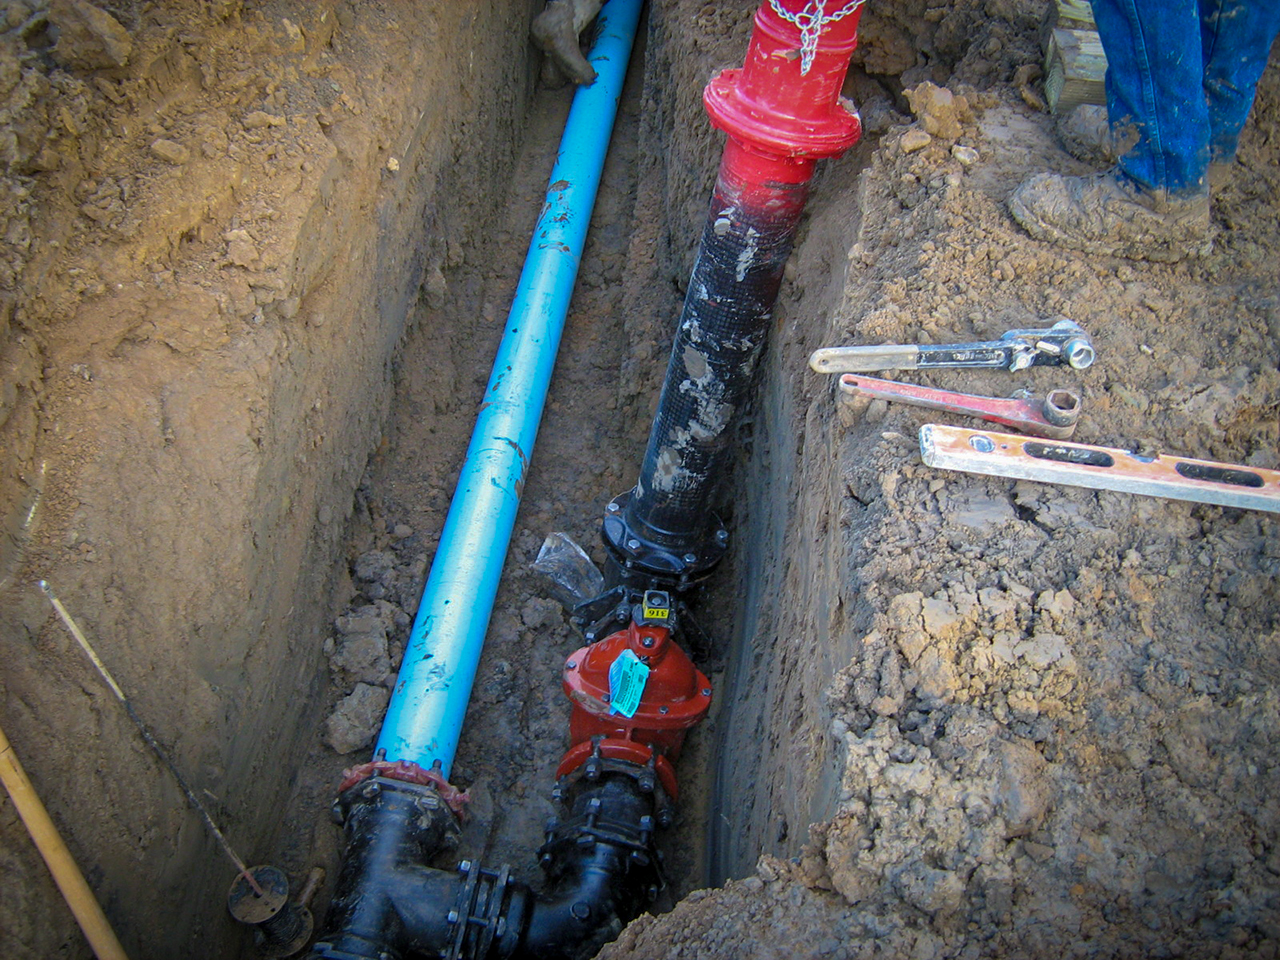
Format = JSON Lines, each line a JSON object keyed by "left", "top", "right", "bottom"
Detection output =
{"left": 1008, "top": 171, "right": 1212, "bottom": 263}
{"left": 532, "top": 0, "right": 602, "bottom": 86}
{"left": 1056, "top": 104, "right": 1134, "bottom": 167}
{"left": 1058, "top": 105, "right": 1236, "bottom": 191}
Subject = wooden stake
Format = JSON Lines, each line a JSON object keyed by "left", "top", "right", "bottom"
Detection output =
{"left": 0, "top": 722, "right": 131, "bottom": 960}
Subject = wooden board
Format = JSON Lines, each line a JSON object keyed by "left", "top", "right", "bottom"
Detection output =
{"left": 1042, "top": 0, "right": 1095, "bottom": 33}
{"left": 1044, "top": 25, "right": 1107, "bottom": 114}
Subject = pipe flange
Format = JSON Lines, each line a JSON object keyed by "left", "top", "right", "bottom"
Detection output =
{"left": 602, "top": 491, "right": 728, "bottom": 588}
{"left": 337, "top": 758, "right": 470, "bottom": 817}
{"left": 227, "top": 865, "right": 291, "bottom": 925}
{"left": 333, "top": 776, "right": 462, "bottom": 859}
{"left": 228, "top": 866, "right": 315, "bottom": 959}
{"left": 446, "top": 860, "right": 513, "bottom": 960}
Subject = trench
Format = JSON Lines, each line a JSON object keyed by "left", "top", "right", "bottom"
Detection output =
{"left": 271, "top": 3, "right": 878, "bottom": 948}
{"left": 273, "top": 8, "right": 738, "bottom": 940}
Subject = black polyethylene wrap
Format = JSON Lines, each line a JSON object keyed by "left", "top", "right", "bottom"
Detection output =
{"left": 627, "top": 173, "right": 809, "bottom": 547}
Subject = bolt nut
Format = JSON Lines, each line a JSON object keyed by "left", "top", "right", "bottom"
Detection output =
{"left": 683, "top": 552, "right": 697, "bottom": 564}
{"left": 641, "top": 636, "right": 655, "bottom": 648}
{"left": 659, "top": 705, "right": 669, "bottom": 714}
{"left": 702, "top": 688, "right": 712, "bottom": 697}
{"left": 627, "top": 538, "right": 640, "bottom": 551}
{"left": 607, "top": 502, "right": 620, "bottom": 513}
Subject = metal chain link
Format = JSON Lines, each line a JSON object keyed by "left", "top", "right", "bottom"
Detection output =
{"left": 768, "top": 0, "right": 867, "bottom": 74}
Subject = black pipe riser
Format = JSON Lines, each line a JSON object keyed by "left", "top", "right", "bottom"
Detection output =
{"left": 622, "top": 171, "right": 810, "bottom": 562}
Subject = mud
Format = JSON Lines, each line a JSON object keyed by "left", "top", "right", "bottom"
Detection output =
{"left": 2, "top": 1, "right": 1279, "bottom": 959}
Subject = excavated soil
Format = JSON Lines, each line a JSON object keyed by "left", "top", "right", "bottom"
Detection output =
{"left": 3, "top": 1, "right": 1279, "bottom": 959}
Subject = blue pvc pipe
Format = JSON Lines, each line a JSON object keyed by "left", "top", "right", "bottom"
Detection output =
{"left": 375, "top": 0, "right": 644, "bottom": 777}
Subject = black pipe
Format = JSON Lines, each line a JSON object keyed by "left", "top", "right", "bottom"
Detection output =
{"left": 310, "top": 772, "right": 662, "bottom": 960}
{"left": 603, "top": 165, "right": 809, "bottom": 587}
{"left": 506, "top": 774, "right": 663, "bottom": 960}
{"left": 311, "top": 777, "right": 467, "bottom": 960}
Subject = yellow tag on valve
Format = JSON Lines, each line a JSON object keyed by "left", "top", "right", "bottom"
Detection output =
{"left": 641, "top": 589, "right": 670, "bottom": 622}
{"left": 642, "top": 601, "right": 669, "bottom": 620}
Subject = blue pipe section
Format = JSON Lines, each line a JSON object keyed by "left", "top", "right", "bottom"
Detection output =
{"left": 375, "top": 0, "right": 644, "bottom": 777}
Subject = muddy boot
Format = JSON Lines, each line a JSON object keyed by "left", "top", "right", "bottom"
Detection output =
{"left": 1058, "top": 106, "right": 1237, "bottom": 192}
{"left": 1056, "top": 105, "right": 1133, "bottom": 167}
{"left": 1008, "top": 171, "right": 1212, "bottom": 263}
{"left": 532, "top": 0, "right": 603, "bottom": 86}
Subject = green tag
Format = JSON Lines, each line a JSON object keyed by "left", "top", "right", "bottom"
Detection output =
{"left": 608, "top": 649, "right": 649, "bottom": 718}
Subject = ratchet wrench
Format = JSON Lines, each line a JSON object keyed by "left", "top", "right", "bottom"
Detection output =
{"left": 810, "top": 319, "right": 1096, "bottom": 374}
{"left": 838, "top": 374, "right": 1082, "bottom": 439}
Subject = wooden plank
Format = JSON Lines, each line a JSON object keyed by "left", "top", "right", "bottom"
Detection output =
{"left": 1039, "top": 0, "right": 1097, "bottom": 49}
{"left": 1052, "top": 0, "right": 1095, "bottom": 29}
{"left": 1044, "top": 26, "right": 1107, "bottom": 114}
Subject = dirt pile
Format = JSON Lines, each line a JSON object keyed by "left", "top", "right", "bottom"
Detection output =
{"left": 610, "top": 3, "right": 1280, "bottom": 958}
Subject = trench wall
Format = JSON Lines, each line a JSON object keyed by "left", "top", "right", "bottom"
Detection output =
{"left": 0, "top": 2, "right": 536, "bottom": 957}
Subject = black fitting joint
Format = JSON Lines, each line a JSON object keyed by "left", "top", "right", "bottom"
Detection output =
{"left": 514, "top": 773, "right": 664, "bottom": 960}
{"left": 602, "top": 490, "right": 728, "bottom": 590}
{"left": 311, "top": 777, "right": 468, "bottom": 960}
{"left": 311, "top": 772, "right": 664, "bottom": 960}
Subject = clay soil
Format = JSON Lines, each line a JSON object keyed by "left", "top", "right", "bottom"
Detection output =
{"left": 3, "top": 1, "right": 1280, "bottom": 959}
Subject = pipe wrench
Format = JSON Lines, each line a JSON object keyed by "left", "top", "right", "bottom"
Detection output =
{"left": 810, "top": 319, "right": 1096, "bottom": 374}
{"left": 838, "top": 374, "right": 1082, "bottom": 439}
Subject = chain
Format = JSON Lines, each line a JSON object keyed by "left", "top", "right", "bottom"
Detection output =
{"left": 768, "top": 0, "right": 867, "bottom": 74}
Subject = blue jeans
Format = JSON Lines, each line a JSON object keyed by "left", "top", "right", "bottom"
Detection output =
{"left": 1090, "top": 0, "right": 1280, "bottom": 197}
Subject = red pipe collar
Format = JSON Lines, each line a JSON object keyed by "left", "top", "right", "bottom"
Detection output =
{"left": 704, "top": 0, "right": 864, "bottom": 164}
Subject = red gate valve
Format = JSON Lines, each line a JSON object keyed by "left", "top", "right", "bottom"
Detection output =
{"left": 559, "top": 593, "right": 712, "bottom": 788}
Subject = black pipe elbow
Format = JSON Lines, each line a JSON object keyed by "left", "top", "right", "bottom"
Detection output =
{"left": 311, "top": 777, "right": 463, "bottom": 960}
{"left": 312, "top": 772, "right": 662, "bottom": 960}
{"left": 506, "top": 774, "right": 663, "bottom": 960}
{"left": 512, "top": 844, "right": 642, "bottom": 960}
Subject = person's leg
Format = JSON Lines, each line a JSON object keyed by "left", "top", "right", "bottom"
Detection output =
{"left": 1007, "top": 0, "right": 1214, "bottom": 262}
{"left": 1091, "top": 0, "right": 1210, "bottom": 198}
{"left": 1200, "top": 0, "right": 1280, "bottom": 163}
